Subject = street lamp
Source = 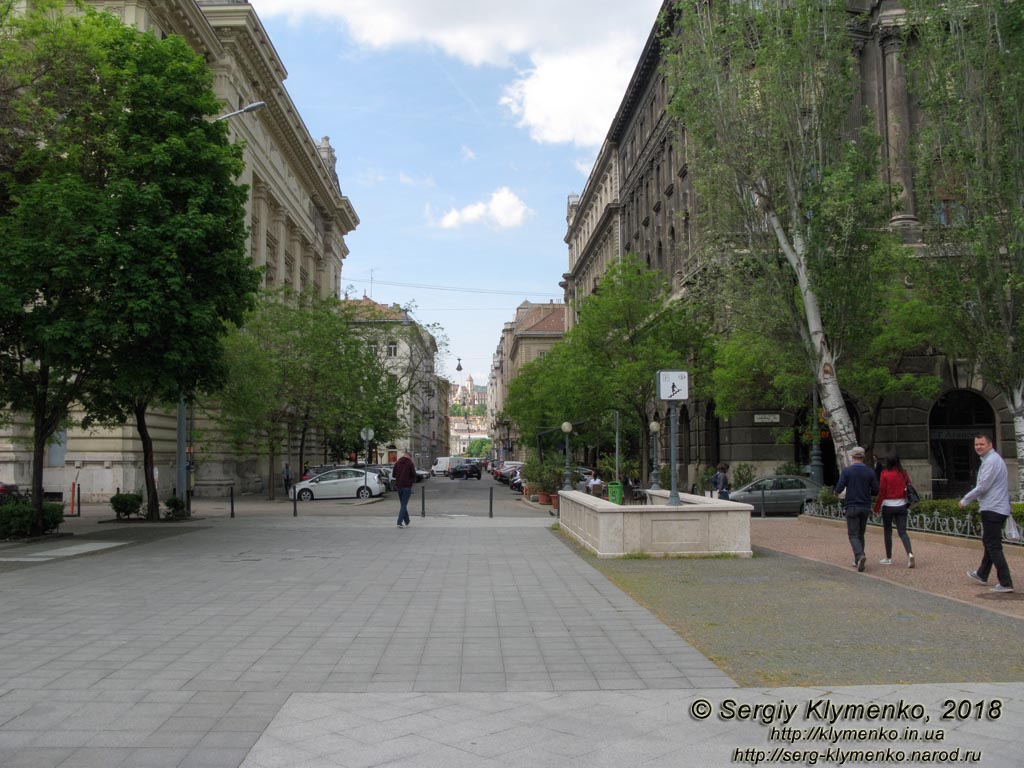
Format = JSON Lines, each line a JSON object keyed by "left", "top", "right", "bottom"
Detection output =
{"left": 561, "top": 421, "right": 573, "bottom": 491}
{"left": 175, "top": 100, "right": 269, "bottom": 508}
{"left": 649, "top": 419, "right": 661, "bottom": 490}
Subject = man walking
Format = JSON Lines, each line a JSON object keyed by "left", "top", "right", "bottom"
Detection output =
{"left": 962, "top": 433, "right": 1014, "bottom": 593}
{"left": 835, "top": 446, "right": 879, "bottom": 572}
{"left": 282, "top": 463, "right": 292, "bottom": 495}
{"left": 392, "top": 451, "right": 416, "bottom": 529}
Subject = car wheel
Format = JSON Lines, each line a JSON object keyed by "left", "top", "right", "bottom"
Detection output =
{"left": 356, "top": 486, "right": 372, "bottom": 499}
{"left": 298, "top": 489, "right": 313, "bottom": 501}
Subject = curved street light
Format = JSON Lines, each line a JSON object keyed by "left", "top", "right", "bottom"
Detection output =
{"left": 649, "top": 419, "right": 661, "bottom": 490}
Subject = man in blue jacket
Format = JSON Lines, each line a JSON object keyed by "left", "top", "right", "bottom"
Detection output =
{"left": 835, "top": 446, "right": 879, "bottom": 572}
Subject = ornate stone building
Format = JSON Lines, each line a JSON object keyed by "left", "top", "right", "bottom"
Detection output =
{"left": 0, "top": 1, "right": 359, "bottom": 500}
{"left": 487, "top": 301, "right": 566, "bottom": 462}
{"left": 563, "top": 0, "right": 1018, "bottom": 497}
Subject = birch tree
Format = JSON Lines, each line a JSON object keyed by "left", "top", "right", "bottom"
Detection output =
{"left": 664, "top": 0, "right": 905, "bottom": 468}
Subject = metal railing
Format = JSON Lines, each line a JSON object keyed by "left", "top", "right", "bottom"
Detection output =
{"left": 803, "top": 502, "right": 1023, "bottom": 546}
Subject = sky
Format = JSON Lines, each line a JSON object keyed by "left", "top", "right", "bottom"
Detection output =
{"left": 249, "top": 0, "right": 665, "bottom": 386}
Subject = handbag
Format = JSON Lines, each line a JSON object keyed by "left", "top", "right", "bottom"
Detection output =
{"left": 905, "top": 483, "right": 920, "bottom": 504}
{"left": 1006, "top": 515, "right": 1022, "bottom": 542}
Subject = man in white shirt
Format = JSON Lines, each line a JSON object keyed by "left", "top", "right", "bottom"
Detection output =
{"left": 961, "top": 433, "right": 1014, "bottom": 593}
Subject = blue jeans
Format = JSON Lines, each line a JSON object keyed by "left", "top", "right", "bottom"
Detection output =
{"left": 397, "top": 488, "right": 412, "bottom": 526}
{"left": 845, "top": 507, "right": 870, "bottom": 560}
{"left": 978, "top": 510, "right": 1013, "bottom": 588}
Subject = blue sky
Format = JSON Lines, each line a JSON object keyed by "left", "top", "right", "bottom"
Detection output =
{"left": 250, "top": 0, "right": 664, "bottom": 385}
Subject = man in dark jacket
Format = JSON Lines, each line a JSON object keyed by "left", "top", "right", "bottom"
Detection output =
{"left": 835, "top": 446, "right": 879, "bottom": 572}
{"left": 392, "top": 451, "right": 417, "bottom": 528}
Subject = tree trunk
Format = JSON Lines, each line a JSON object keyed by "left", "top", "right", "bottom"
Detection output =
{"left": 267, "top": 446, "right": 276, "bottom": 500}
{"left": 31, "top": 403, "right": 48, "bottom": 534}
{"left": 1009, "top": 383, "right": 1024, "bottom": 502}
{"left": 134, "top": 399, "right": 160, "bottom": 520}
{"left": 767, "top": 210, "right": 859, "bottom": 469}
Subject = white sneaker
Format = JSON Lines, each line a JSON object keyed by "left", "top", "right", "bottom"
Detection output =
{"left": 879, "top": 558, "right": 892, "bottom": 565}
{"left": 907, "top": 553, "right": 915, "bottom": 569}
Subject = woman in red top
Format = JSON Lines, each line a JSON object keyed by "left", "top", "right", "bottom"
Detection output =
{"left": 873, "top": 455, "right": 915, "bottom": 568}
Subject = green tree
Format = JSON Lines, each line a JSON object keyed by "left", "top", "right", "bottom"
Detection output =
{"left": 218, "top": 292, "right": 394, "bottom": 498}
{"left": 466, "top": 438, "right": 492, "bottom": 458}
{"left": 0, "top": 6, "right": 256, "bottom": 526}
{"left": 905, "top": 0, "right": 1024, "bottom": 491}
{"left": 505, "top": 255, "right": 707, "bottom": 474}
{"left": 664, "top": 0, "right": 907, "bottom": 468}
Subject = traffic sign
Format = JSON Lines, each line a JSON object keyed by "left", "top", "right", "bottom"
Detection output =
{"left": 657, "top": 370, "right": 689, "bottom": 401}
{"left": 360, "top": 427, "right": 374, "bottom": 441}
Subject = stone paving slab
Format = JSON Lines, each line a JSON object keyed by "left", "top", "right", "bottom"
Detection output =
{"left": 242, "top": 685, "right": 1024, "bottom": 768}
{"left": 2, "top": 500, "right": 1023, "bottom": 767}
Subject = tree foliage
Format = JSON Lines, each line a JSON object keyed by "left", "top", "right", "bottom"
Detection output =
{"left": 504, "top": 255, "right": 708, "bottom": 472}
{"left": 905, "top": 0, "right": 1024, "bottom": 487}
{"left": 663, "top": 0, "right": 912, "bottom": 466}
{"left": 217, "top": 292, "right": 398, "bottom": 497}
{"left": 0, "top": 5, "right": 256, "bottom": 525}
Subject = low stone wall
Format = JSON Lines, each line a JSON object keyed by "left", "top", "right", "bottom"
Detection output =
{"left": 558, "top": 489, "right": 753, "bottom": 558}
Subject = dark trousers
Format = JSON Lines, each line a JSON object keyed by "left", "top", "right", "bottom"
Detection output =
{"left": 397, "top": 487, "right": 412, "bottom": 526}
{"left": 978, "top": 510, "right": 1013, "bottom": 588}
{"left": 845, "top": 507, "right": 870, "bottom": 560}
{"left": 881, "top": 504, "right": 912, "bottom": 558}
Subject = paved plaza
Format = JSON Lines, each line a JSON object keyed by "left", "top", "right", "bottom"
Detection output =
{"left": 0, "top": 493, "right": 1021, "bottom": 767}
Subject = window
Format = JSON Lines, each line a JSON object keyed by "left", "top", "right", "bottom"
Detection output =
{"left": 387, "top": 342, "right": 398, "bottom": 358}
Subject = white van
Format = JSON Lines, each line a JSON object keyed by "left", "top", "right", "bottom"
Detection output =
{"left": 431, "top": 457, "right": 456, "bottom": 477}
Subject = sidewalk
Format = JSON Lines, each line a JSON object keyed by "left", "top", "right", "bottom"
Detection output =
{"left": 0, "top": 499, "right": 1020, "bottom": 767}
{"left": 751, "top": 515, "right": 1024, "bottom": 620}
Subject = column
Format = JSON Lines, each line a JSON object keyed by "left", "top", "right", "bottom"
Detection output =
{"left": 880, "top": 26, "right": 917, "bottom": 226}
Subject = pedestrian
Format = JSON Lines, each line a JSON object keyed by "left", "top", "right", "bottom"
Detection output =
{"left": 873, "top": 455, "right": 914, "bottom": 568}
{"left": 392, "top": 450, "right": 417, "bottom": 529}
{"left": 834, "top": 446, "right": 879, "bottom": 572}
{"left": 872, "top": 453, "right": 884, "bottom": 483}
{"left": 962, "top": 433, "right": 1014, "bottom": 593}
{"left": 710, "top": 462, "right": 730, "bottom": 500}
{"left": 283, "top": 463, "right": 292, "bottom": 495}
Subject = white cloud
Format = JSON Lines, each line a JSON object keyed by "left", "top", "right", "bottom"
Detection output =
{"left": 399, "top": 172, "right": 436, "bottom": 187}
{"left": 460, "top": 145, "right": 477, "bottom": 162}
{"left": 251, "top": 0, "right": 663, "bottom": 148}
{"left": 434, "top": 187, "right": 532, "bottom": 230}
{"left": 574, "top": 157, "right": 595, "bottom": 175}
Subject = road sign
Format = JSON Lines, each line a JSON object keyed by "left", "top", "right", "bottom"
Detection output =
{"left": 360, "top": 427, "right": 374, "bottom": 442}
{"left": 657, "top": 370, "right": 689, "bottom": 401}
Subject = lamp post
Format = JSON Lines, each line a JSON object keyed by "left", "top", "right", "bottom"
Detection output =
{"left": 649, "top": 419, "right": 661, "bottom": 490}
{"left": 561, "top": 422, "right": 573, "bottom": 491}
{"left": 175, "top": 101, "right": 268, "bottom": 507}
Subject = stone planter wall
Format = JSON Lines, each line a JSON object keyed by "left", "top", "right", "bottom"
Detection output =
{"left": 557, "top": 489, "right": 752, "bottom": 558}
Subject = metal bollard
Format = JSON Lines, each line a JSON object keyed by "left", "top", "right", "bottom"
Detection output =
{"left": 293, "top": 491, "right": 297, "bottom": 517}
{"left": 77, "top": 483, "right": 82, "bottom": 515}
{"left": 421, "top": 484, "right": 426, "bottom": 517}
{"left": 230, "top": 486, "right": 235, "bottom": 518}
{"left": 760, "top": 487, "right": 766, "bottom": 518}
{"left": 489, "top": 486, "right": 493, "bottom": 518}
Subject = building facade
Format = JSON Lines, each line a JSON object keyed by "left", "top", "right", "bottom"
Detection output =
{"left": 563, "top": 0, "right": 1018, "bottom": 497}
{"left": 0, "top": 0, "right": 359, "bottom": 500}
{"left": 487, "top": 301, "right": 567, "bottom": 462}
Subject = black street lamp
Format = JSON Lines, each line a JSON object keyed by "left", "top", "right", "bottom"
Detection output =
{"left": 649, "top": 419, "right": 661, "bottom": 490}
{"left": 561, "top": 421, "right": 573, "bottom": 491}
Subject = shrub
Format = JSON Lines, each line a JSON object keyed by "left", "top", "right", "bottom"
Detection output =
{"left": 163, "top": 496, "right": 187, "bottom": 520}
{"left": 732, "top": 462, "right": 756, "bottom": 489}
{"left": 0, "top": 497, "right": 64, "bottom": 538}
{"left": 110, "top": 492, "right": 143, "bottom": 519}
{"left": 818, "top": 487, "right": 840, "bottom": 506}
{"left": 775, "top": 461, "right": 805, "bottom": 476}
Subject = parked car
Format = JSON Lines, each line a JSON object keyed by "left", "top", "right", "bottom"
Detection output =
{"left": 493, "top": 461, "right": 523, "bottom": 484}
{"left": 729, "top": 475, "right": 823, "bottom": 516}
{"left": 290, "top": 467, "right": 387, "bottom": 501}
{"left": 300, "top": 464, "right": 341, "bottom": 481}
{"left": 0, "top": 480, "right": 20, "bottom": 498}
{"left": 415, "top": 468, "right": 430, "bottom": 482}
{"left": 363, "top": 465, "right": 395, "bottom": 491}
{"left": 431, "top": 457, "right": 456, "bottom": 477}
{"left": 449, "top": 461, "right": 482, "bottom": 480}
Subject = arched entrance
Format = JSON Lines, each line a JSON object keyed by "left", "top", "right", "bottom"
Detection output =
{"left": 929, "top": 390, "right": 995, "bottom": 499}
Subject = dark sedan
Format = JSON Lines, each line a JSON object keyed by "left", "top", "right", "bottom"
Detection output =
{"left": 729, "top": 475, "right": 823, "bottom": 516}
{"left": 449, "top": 461, "right": 482, "bottom": 480}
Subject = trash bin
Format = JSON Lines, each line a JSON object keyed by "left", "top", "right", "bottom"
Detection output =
{"left": 607, "top": 481, "right": 623, "bottom": 505}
